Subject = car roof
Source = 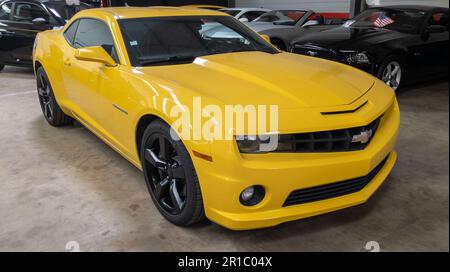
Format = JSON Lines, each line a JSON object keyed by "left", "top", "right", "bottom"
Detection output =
{"left": 374, "top": 5, "right": 448, "bottom": 12}
{"left": 76, "top": 6, "right": 229, "bottom": 20}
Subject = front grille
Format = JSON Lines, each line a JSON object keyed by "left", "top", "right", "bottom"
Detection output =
{"left": 283, "top": 155, "right": 389, "bottom": 207}
{"left": 277, "top": 117, "right": 381, "bottom": 153}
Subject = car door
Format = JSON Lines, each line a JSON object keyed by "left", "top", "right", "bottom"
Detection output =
{"left": 61, "top": 17, "right": 130, "bottom": 152}
{"left": 0, "top": 1, "right": 15, "bottom": 65}
{"left": 6, "top": 1, "right": 55, "bottom": 64}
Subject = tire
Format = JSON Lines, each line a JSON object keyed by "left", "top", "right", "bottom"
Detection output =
{"left": 0, "top": 64, "right": 4, "bottom": 72}
{"left": 140, "top": 120, "right": 205, "bottom": 227}
{"left": 36, "top": 67, "right": 73, "bottom": 126}
{"left": 377, "top": 55, "right": 404, "bottom": 92}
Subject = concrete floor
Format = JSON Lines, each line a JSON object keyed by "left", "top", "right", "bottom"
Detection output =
{"left": 0, "top": 66, "right": 448, "bottom": 252}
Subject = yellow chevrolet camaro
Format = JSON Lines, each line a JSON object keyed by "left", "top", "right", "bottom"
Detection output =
{"left": 33, "top": 7, "right": 400, "bottom": 230}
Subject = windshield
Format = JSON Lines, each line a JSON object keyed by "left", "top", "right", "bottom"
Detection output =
{"left": 44, "top": 2, "right": 89, "bottom": 22}
{"left": 220, "top": 9, "right": 240, "bottom": 17}
{"left": 349, "top": 8, "right": 427, "bottom": 33}
{"left": 253, "top": 10, "right": 306, "bottom": 25}
{"left": 118, "top": 16, "right": 278, "bottom": 67}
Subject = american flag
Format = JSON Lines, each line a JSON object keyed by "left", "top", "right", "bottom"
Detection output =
{"left": 374, "top": 14, "right": 394, "bottom": 28}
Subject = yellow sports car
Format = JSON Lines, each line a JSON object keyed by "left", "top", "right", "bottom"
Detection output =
{"left": 33, "top": 7, "right": 400, "bottom": 230}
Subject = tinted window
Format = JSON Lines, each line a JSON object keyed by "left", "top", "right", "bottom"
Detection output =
{"left": 12, "top": 2, "right": 49, "bottom": 23}
{"left": 0, "top": 2, "right": 12, "bottom": 20}
{"left": 64, "top": 20, "right": 80, "bottom": 45}
{"left": 429, "top": 11, "right": 449, "bottom": 29}
{"left": 118, "top": 16, "right": 278, "bottom": 67}
{"left": 351, "top": 8, "right": 427, "bottom": 33}
{"left": 73, "top": 18, "right": 118, "bottom": 62}
{"left": 74, "top": 19, "right": 112, "bottom": 47}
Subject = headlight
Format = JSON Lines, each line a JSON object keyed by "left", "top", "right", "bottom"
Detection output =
{"left": 341, "top": 51, "right": 371, "bottom": 65}
{"left": 236, "top": 135, "right": 279, "bottom": 153}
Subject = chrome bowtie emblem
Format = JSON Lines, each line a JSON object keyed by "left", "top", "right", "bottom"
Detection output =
{"left": 352, "top": 130, "right": 373, "bottom": 144}
{"left": 307, "top": 50, "right": 318, "bottom": 57}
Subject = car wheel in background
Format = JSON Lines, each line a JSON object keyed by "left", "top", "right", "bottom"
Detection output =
{"left": 140, "top": 120, "right": 205, "bottom": 227}
{"left": 0, "top": 64, "right": 4, "bottom": 72}
{"left": 36, "top": 67, "right": 73, "bottom": 126}
{"left": 377, "top": 55, "right": 404, "bottom": 92}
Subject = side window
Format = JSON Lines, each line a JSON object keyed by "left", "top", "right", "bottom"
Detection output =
{"left": 64, "top": 20, "right": 80, "bottom": 45}
{"left": 242, "top": 11, "right": 266, "bottom": 22}
{"left": 73, "top": 18, "right": 118, "bottom": 62}
{"left": 12, "top": 3, "right": 49, "bottom": 23}
{"left": 0, "top": 2, "right": 12, "bottom": 20}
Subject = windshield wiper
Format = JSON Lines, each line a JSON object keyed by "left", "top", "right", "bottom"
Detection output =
{"left": 139, "top": 55, "right": 198, "bottom": 66}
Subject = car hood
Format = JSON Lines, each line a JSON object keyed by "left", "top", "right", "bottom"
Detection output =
{"left": 247, "top": 22, "right": 295, "bottom": 32}
{"left": 138, "top": 52, "right": 375, "bottom": 110}
{"left": 292, "top": 26, "right": 410, "bottom": 48}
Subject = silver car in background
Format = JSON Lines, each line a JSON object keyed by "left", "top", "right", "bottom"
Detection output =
{"left": 220, "top": 7, "right": 272, "bottom": 23}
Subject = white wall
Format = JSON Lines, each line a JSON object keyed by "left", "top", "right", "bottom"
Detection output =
{"left": 235, "top": 0, "right": 449, "bottom": 13}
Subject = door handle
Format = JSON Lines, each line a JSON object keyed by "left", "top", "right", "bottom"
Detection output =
{"left": 63, "top": 59, "right": 72, "bottom": 67}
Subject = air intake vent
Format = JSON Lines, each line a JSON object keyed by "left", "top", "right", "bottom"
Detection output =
{"left": 283, "top": 155, "right": 389, "bottom": 207}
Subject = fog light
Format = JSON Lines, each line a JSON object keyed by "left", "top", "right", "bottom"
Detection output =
{"left": 240, "top": 185, "right": 265, "bottom": 206}
{"left": 241, "top": 187, "right": 255, "bottom": 202}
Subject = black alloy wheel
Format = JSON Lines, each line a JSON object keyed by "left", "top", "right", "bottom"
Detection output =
{"left": 145, "top": 133, "right": 187, "bottom": 215}
{"left": 140, "top": 120, "right": 205, "bottom": 226}
{"left": 36, "top": 67, "right": 73, "bottom": 126}
{"left": 37, "top": 71, "right": 54, "bottom": 122}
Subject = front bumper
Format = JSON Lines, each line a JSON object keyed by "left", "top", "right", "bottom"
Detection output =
{"left": 191, "top": 85, "right": 400, "bottom": 230}
{"left": 206, "top": 151, "right": 397, "bottom": 230}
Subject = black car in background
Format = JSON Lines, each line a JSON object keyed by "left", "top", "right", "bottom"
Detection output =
{"left": 0, "top": 0, "right": 89, "bottom": 71}
{"left": 291, "top": 5, "right": 449, "bottom": 91}
{"left": 247, "top": 10, "right": 346, "bottom": 51}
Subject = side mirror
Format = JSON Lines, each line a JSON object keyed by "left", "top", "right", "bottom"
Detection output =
{"left": 426, "top": 25, "right": 446, "bottom": 34}
{"left": 239, "top": 17, "right": 249, "bottom": 23}
{"left": 74, "top": 46, "right": 117, "bottom": 67}
{"left": 32, "top": 17, "right": 48, "bottom": 26}
{"left": 260, "top": 34, "right": 271, "bottom": 44}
